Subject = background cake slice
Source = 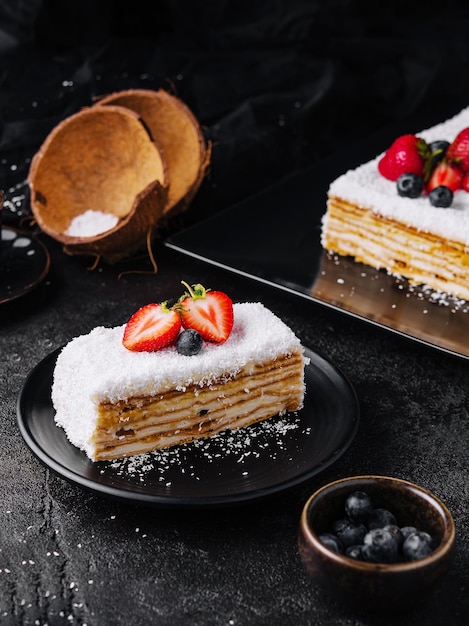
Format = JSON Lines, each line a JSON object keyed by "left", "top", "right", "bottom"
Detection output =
{"left": 52, "top": 302, "right": 306, "bottom": 461}
{"left": 322, "top": 106, "right": 469, "bottom": 300}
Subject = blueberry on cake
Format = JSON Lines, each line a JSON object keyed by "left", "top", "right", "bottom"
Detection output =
{"left": 52, "top": 283, "right": 307, "bottom": 461}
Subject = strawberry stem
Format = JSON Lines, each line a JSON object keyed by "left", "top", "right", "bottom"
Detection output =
{"left": 180, "top": 280, "right": 210, "bottom": 300}
{"left": 161, "top": 300, "right": 173, "bottom": 313}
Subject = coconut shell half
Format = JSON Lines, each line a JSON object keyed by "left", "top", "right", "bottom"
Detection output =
{"left": 28, "top": 105, "right": 168, "bottom": 262}
{"left": 95, "top": 89, "right": 210, "bottom": 218}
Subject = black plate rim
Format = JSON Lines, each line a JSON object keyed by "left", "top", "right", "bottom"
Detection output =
{"left": 17, "top": 345, "right": 360, "bottom": 508}
{"left": 0, "top": 225, "right": 51, "bottom": 306}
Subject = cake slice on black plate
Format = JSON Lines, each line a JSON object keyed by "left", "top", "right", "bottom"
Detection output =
{"left": 52, "top": 283, "right": 307, "bottom": 461}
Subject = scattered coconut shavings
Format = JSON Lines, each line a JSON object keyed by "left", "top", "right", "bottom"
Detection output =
{"left": 102, "top": 413, "right": 306, "bottom": 484}
{"left": 325, "top": 252, "right": 468, "bottom": 312}
{"left": 400, "top": 280, "right": 469, "bottom": 312}
{"left": 66, "top": 210, "right": 119, "bottom": 237}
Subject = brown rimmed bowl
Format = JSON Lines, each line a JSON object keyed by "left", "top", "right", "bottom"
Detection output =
{"left": 298, "top": 475, "right": 455, "bottom": 612}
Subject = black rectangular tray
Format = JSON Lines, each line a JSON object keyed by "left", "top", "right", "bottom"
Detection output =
{"left": 166, "top": 108, "right": 469, "bottom": 361}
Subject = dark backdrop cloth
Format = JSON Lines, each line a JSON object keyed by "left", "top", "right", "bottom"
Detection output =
{"left": 2, "top": 0, "right": 469, "bottom": 227}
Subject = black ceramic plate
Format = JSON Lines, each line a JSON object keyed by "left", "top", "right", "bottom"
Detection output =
{"left": 166, "top": 108, "right": 469, "bottom": 360}
{"left": 0, "top": 226, "right": 50, "bottom": 305}
{"left": 17, "top": 346, "right": 359, "bottom": 508}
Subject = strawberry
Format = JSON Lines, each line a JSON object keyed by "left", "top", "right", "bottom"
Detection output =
{"left": 426, "top": 161, "right": 463, "bottom": 193}
{"left": 462, "top": 171, "right": 469, "bottom": 192}
{"left": 378, "top": 134, "right": 430, "bottom": 181}
{"left": 178, "top": 281, "right": 234, "bottom": 343}
{"left": 445, "top": 127, "right": 469, "bottom": 173}
{"left": 122, "top": 302, "right": 181, "bottom": 352}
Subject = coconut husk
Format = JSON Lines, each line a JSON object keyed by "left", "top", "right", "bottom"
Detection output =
{"left": 95, "top": 89, "right": 210, "bottom": 218}
{"left": 28, "top": 105, "right": 168, "bottom": 262}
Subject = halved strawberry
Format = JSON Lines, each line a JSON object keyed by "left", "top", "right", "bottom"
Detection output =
{"left": 122, "top": 302, "right": 181, "bottom": 352}
{"left": 446, "top": 127, "right": 469, "bottom": 173}
{"left": 426, "top": 161, "right": 463, "bottom": 193}
{"left": 378, "top": 134, "right": 430, "bottom": 182}
{"left": 178, "top": 282, "right": 234, "bottom": 343}
{"left": 462, "top": 171, "right": 469, "bottom": 192}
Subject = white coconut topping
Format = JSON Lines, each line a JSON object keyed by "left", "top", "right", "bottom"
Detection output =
{"left": 52, "top": 302, "right": 305, "bottom": 457}
{"left": 66, "top": 210, "right": 119, "bottom": 237}
{"left": 327, "top": 106, "right": 469, "bottom": 246}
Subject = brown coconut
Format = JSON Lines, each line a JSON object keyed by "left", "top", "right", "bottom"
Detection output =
{"left": 95, "top": 89, "right": 210, "bottom": 218}
{"left": 28, "top": 105, "right": 168, "bottom": 262}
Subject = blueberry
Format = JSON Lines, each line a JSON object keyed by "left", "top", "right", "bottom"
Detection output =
{"left": 396, "top": 173, "right": 424, "bottom": 198}
{"left": 429, "top": 140, "right": 450, "bottom": 165}
{"left": 402, "top": 531, "right": 434, "bottom": 561}
{"left": 176, "top": 329, "right": 203, "bottom": 356}
{"left": 400, "top": 525, "right": 418, "bottom": 540}
{"left": 332, "top": 518, "right": 350, "bottom": 534}
{"left": 366, "top": 507, "right": 397, "bottom": 530}
{"left": 383, "top": 524, "right": 404, "bottom": 548}
{"left": 362, "top": 528, "right": 399, "bottom": 564}
{"left": 345, "top": 490, "right": 373, "bottom": 523}
{"left": 333, "top": 518, "right": 367, "bottom": 548}
{"left": 345, "top": 544, "right": 365, "bottom": 561}
{"left": 318, "top": 533, "right": 343, "bottom": 553}
{"left": 429, "top": 185, "right": 453, "bottom": 208}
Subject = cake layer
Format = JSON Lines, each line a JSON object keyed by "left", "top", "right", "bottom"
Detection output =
{"left": 93, "top": 351, "right": 304, "bottom": 460}
{"left": 322, "top": 106, "right": 469, "bottom": 299}
{"left": 324, "top": 197, "right": 469, "bottom": 300}
{"left": 52, "top": 302, "right": 307, "bottom": 460}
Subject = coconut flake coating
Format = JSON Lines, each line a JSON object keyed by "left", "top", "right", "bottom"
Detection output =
{"left": 326, "top": 106, "right": 469, "bottom": 246}
{"left": 52, "top": 302, "right": 305, "bottom": 457}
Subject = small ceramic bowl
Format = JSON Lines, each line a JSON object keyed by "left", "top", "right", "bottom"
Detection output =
{"left": 298, "top": 475, "right": 455, "bottom": 612}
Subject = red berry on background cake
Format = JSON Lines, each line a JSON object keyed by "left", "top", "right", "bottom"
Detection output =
{"left": 378, "top": 134, "right": 430, "bottom": 181}
{"left": 462, "top": 171, "right": 469, "bottom": 192}
{"left": 122, "top": 302, "right": 182, "bottom": 352}
{"left": 178, "top": 281, "right": 234, "bottom": 343}
{"left": 426, "top": 161, "right": 463, "bottom": 193}
{"left": 445, "top": 127, "right": 469, "bottom": 172}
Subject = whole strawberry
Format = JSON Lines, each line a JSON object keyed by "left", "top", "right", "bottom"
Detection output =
{"left": 445, "top": 127, "right": 469, "bottom": 173}
{"left": 178, "top": 281, "right": 234, "bottom": 343}
{"left": 378, "top": 134, "right": 430, "bottom": 181}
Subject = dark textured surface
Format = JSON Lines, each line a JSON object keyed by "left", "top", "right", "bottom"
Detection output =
{"left": 1, "top": 242, "right": 469, "bottom": 625}
{"left": 1, "top": 2, "right": 469, "bottom": 624}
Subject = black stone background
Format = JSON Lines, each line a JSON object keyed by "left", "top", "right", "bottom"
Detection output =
{"left": 1, "top": 1, "right": 469, "bottom": 624}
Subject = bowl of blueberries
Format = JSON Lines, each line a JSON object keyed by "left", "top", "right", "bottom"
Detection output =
{"left": 298, "top": 475, "right": 455, "bottom": 612}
